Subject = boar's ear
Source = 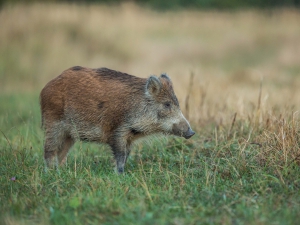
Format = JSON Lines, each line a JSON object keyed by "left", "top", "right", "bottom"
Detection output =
{"left": 160, "top": 73, "right": 171, "bottom": 81}
{"left": 146, "top": 76, "right": 161, "bottom": 96}
{"left": 160, "top": 73, "right": 173, "bottom": 85}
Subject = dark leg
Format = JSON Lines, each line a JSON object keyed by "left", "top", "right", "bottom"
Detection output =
{"left": 110, "top": 136, "right": 131, "bottom": 174}
{"left": 114, "top": 151, "right": 127, "bottom": 173}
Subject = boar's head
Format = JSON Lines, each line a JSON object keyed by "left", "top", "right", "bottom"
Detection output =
{"left": 145, "top": 74, "right": 195, "bottom": 139}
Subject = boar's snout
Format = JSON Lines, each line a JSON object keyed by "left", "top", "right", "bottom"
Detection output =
{"left": 184, "top": 127, "right": 195, "bottom": 139}
{"left": 172, "top": 117, "right": 195, "bottom": 139}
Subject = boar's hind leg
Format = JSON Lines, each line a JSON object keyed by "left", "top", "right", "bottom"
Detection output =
{"left": 57, "top": 136, "right": 74, "bottom": 165}
{"left": 44, "top": 122, "right": 69, "bottom": 168}
{"left": 44, "top": 137, "right": 58, "bottom": 168}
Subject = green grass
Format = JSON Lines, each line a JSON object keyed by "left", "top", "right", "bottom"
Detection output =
{"left": 1, "top": 93, "right": 299, "bottom": 225}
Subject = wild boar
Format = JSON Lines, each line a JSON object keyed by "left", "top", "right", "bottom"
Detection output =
{"left": 40, "top": 66, "right": 195, "bottom": 173}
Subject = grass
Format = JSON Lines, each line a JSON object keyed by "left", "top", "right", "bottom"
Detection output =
{"left": 1, "top": 3, "right": 300, "bottom": 225}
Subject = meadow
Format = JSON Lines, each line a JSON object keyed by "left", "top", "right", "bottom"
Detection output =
{"left": 0, "top": 3, "right": 300, "bottom": 224}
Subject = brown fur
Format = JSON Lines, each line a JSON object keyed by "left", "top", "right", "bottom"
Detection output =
{"left": 40, "top": 66, "right": 194, "bottom": 173}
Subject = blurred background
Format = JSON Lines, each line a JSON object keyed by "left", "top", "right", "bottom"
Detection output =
{"left": 1, "top": 2, "right": 300, "bottom": 224}
{"left": 0, "top": 0, "right": 300, "bottom": 126}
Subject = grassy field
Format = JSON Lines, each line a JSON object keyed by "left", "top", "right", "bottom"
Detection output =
{"left": 1, "top": 3, "right": 300, "bottom": 225}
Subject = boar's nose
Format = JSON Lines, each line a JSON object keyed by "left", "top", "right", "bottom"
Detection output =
{"left": 184, "top": 128, "right": 195, "bottom": 139}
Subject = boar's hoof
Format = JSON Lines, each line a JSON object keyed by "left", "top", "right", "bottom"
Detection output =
{"left": 118, "top": 167, "right": 125, "bottom": 174}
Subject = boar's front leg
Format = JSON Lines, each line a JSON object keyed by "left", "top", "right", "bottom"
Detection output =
{"left": 110, "top": 135, "right": 131, "bottom": 174}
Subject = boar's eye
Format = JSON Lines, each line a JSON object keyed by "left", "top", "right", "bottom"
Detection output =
{"left": 164, "top": 102, "right": 171, "bottom": 108}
